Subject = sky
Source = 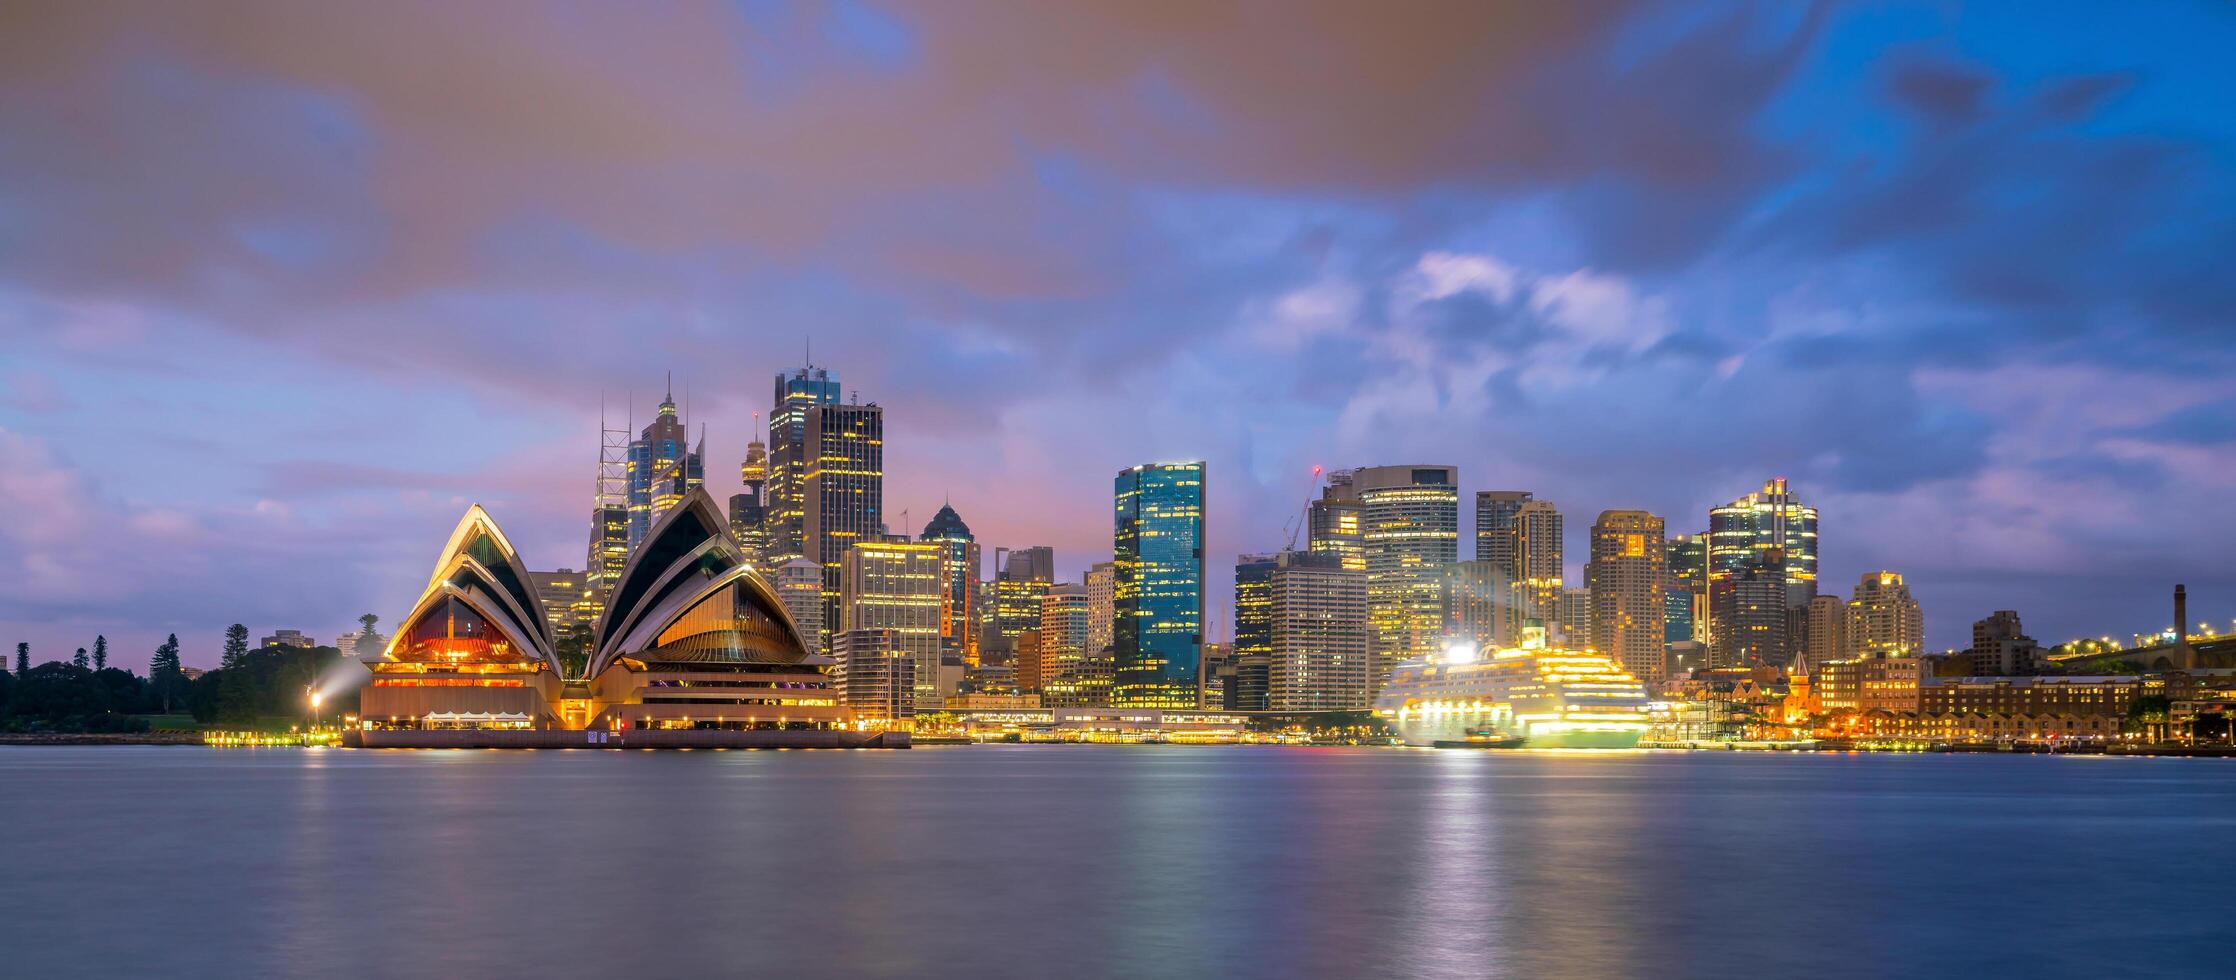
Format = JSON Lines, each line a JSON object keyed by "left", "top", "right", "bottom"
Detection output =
{"left": 4, "top": 1, "right": 2235, "bottom": 670}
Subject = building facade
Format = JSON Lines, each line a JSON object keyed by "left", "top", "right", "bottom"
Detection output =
{"left": 1354, "top": 465, "right": 1459, "bottom": 693}
{"left": 804, "top": 401, "right": 885, "bottom": 644}
{"left": 1514, "top": 500, "right": 1565, "bottom": 629}
{"left": 1112, "top": 462, "right": 1207, "bottom": 708}
{"left": 625, "top": 387, "right": 703, "bottom": 551}
{"left": 1587, "top": 510, "right": 1668, "bottom": 683}
{"left": 1445, "top": 560, "right": 1523, "bottom": 651}
{"left": 1707, "top": 478, "right": 1817, "bottom": 665}
{"left": 1266, "top": 550, "right": 1371, "bottom": 712}
{"left": 1846, "top": 571, "right": 1924, "bottom": 657}
{"left": 765, "top": 364, "right": 841, "bottom": 566}
{"left": 921, "top": 504, "right": 982, "bottom": 668}
{"left": 1307, "top": 470, "right": 1366, "bottom": 571}
{"left": 773, "top": 557, "right": 827, "bottom": 657}
{"left": 839, "top": 538, "right": 945, "bottom": 710}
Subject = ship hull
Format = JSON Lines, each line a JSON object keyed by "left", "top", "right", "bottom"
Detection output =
{"left": 1394, "top": 713, "right": 1645, "bottom": 749}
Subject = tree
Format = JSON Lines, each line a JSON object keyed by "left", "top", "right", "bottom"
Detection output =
{"left": 73, "top": 647, "right": 89, "bottom": 669}
{"left": 221, "top": 624, "right": 250, "bottom": 670}
{"left": 149, "top": 634, "right": 184, "bottom": 713}
{"left": 93, "top": 635, "right": 107, "bottom": 671}
{"left": 12, "top": 642, "right": 24, "bottom": 676}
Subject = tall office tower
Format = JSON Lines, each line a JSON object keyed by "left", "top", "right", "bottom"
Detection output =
{"left": 1474, "top": 490, "right": 1532, "bottom": 570}
{"left": 766, "top": 364, "right": 842, "bottom": 566}
{"left": 625, "top": 382, "right": 704, "bottom": 550}
{"left": 1307, "top": 470, "right": 1366, "bottom": 571}
{"left": 1666, "top": 532, "right": 1710, "bottom": 646}
{"left": 729, "top": 421, "right": 771, "bottom": 567}
{"left": 803, "top": 400, "right": 885, "bottom": 638}
{"left": 582, "top": 404, "right": 633, "bottom": 638}
{"left": 1967, "top": 610, "right": 2040, "bottom": 676}
{"left": 1514, "top": 500, "right": 1565, "bottom": 627}
{"left": 1845, "top": 571, "right": 1923, "bottom": 658}
{"left": 1802, "top": 594, "right": 1846, "bottom": 667}
{"left": 1710, "top": 553, "right": 1789, "bottom": 667}
{"left": 920, "top": 504, "right": 982, "bottom": 668}
{"left": 993, "top": 546, "right": 1057, "bottom": 659}
{"left": 1587, "top": 510, "right": 1668, "bottom": 683}
{"left": 1558, "top": 588, "right": 1592, "bottom": 642}
{"left": 1267, "top": 550, "right": 1371, "bottom": 711}
{"left": 1354, "top": 465, "right": 1460, "bottom": 693}
{"left": 1444, "top": 560, "right": 1522, "bottom": 650}
{"left": 774, "top": 557, "right": 827, "bottom": 656}
{"left": 527, "top": 569, "right": 585, "bottom": 642}
{"left": 1113, "top": 462, "right": 1207, "bottom": 708}
{"left": 1232, "top": 554, "right": 1278, "bottom": 712}
{"left": 1200, "top": 642, "right": 1237, "bottom": 710}
{"left": 1036, "top": 583, "right": 1091, "bottom": 692}
{"left": 840, "top": 538, "right": 945, "bottom": 710}
{"left": 1708, "top": 478, "right": 1820, "bottom": 608}
{"left": 832, "top": 628, "right": 914, "bottom": 724}
{"left": 1085, "top": 561, "right": 1116, "bottom": 655}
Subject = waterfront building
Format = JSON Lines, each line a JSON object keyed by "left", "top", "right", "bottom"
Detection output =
{"left": 765, "top": 364, "right": 842, "bottom": 566}
{"left": 832, "top": 628, "right": 915, "bottom": 725}
{"left": 921, "top": 504, "right": 983, "bottom": 667}
{"left": 1201, "top": 641, "right": 1236, "bottom": 710}
{"left": 1817, "top": 656, "right": 1922, "bottom": 713}
{"left": 804, "top": 401, "right": 885, "bottom": 641}
{"left": 1086, "top": 560, "right": 1116, "bottom": 654}
{"left": 840, "top": 537, "right": 945, "bottom": 710}
{"left": 1113, "top": 462, "right": 1207, "bottom": 708}
{"left": 1967, "top": 611, "right": 2041, "bottom": 676}
{"left": 1515, "top": 500, "right": 1565, "bottom": 628}
{"left": 1013, "top": 630, "right": 1046, "bottom": 693}
{"left": 359, "top": 494, "right": 892, "bottom": 747}
{"left": 1307, "top": 470, "right": 1366, "bottom": 571}
{"left": 1918, "top": 674, "right": 2146, "bottom": 720}
{"left": 1445, "top": 560, "right": 1522, "bottom": 650}
{"left": 1353, "top": 465, "right": 1459, "bottom": 693}
{"left": 774, "top": 557, "right": 826, "bottom": 656}
{"left": 1266, "top": 550, "right": 1370, "bottom": 712}
{"left": 1803, "top": 594, "right": 1846, "bottom": 667}
{"left": 991, "top": 547, "right": 1056, "bottom": 664}
{"left": 729, "top": 421, "right": 770, "bottom": 568}
{"left": 1474, "top": 490, "right": 1531, "bottom": 571}
{"left": 929, "top": 706, "right": 1249, "bottom": 743}
{"left": 1232, "top": 554, "right": 1277, "bottom": 712}
{"left": 625, "top": 384, "right": 704, "bottom": 551}
{"left": 1587, "top": 510, "right": 1668, "bottom": 683}
{"left": 1042, "top": 651, "right": 1114, "bottom": 708}
{"left": 1846, "top": 571, "right": 1924, "bottom": 657}
{"left": 261, "top": 629, "right": 315, "bottom": 649}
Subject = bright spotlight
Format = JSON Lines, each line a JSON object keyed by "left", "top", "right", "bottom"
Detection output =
{"left": 1441, "top": 640, "right": 1479, "bottom": 665}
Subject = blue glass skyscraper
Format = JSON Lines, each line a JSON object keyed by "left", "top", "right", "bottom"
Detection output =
{"left": 625, "top": 383, "right": 702, "bottom": 551}
{"left": 1113, "top": 461, "right": 1206, "bottom": 708}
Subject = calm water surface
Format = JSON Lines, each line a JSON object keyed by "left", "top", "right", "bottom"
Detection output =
{"left": 2, "top": 746, "right": 2230, "bottom": 979}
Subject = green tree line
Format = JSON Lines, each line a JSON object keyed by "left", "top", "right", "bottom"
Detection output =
{"left": 3, "top": 622, "right": 375, "bottom": 733}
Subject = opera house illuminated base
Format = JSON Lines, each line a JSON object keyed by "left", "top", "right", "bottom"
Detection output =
{"left": 350, "top": 491, "right": 906, "bottom": 749}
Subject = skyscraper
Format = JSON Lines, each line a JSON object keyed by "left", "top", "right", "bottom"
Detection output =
{"left": 1845, "top": 571, "right": 1923, "bottom": 658}
{"left": 1667, "top": 532, "right": 1709, "bottom": 645}
{"left": 1474, "top": 490, "right": 1532, "bottom": 570}
{"left": 1036, "top": 583, "right": 1091, "bottom": 693}
{"left": 1444, "top": 560, "right": 1522, "bottom": 651}
{"left": 1709, "top": 478, "right": 1819, "bottom": 603}
{"left": 993, "top": 546, "right": 1056, "bottom": 661}
{"left": 804, "top": 400, "right": 885, "bottom": 642}
{"left": 920, "top": 504, "right": 982, "bottom": 668}
{"left": 1113, "top": 461, "right": 1206, "bottom": 708}
{"left": 582, "top": 402, "right": 632, "bottom": 643}
{"left": 1085, "top": 560, "right": 1116, "bottom": 656}
{"left": 1803, "top": 594, "right": 1846, "bottom": 666}
{"left": 1710, "top": 555, "right": 1789, "bottom": 667}
{"left": 1267, "top": 550, "right": 1370, "bottom": 711}
{"left": 1587, "top": 510, "right": 1668, "bottom": 683}
{"left": 840, "top": 538, "right": 945, "bottom": 710}
{"left": 1708, "top": 479, "right": 1818, "bottom": 665}
{"left": 625, "top": 383, "right": 703, "bottom": 551}
{"left": 766, "top": 365, "right": 841, "bottom": 566}
{"left": 773, "top": 557, "right": 826, "bottom": 657}
{"left": 1232, "top": 554, "right": 1278, "bottom": 712}
{"left": 1353, "top": 465, "right": 1459, "bottom": 692}
{"left": 1514, "top": 499, "right": 1565, "bottom": 627}
{"left": 729, "top": 420, "right": 770, "bottom": 567}
{"left": 1307, "top": 471, "right": 1366, "bottom": 571}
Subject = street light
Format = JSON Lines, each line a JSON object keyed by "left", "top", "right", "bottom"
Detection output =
{"left": 308, "top": 689, "right": 324, "bottom": 732}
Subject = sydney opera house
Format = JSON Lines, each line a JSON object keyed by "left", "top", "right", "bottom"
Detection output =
{"left": 351, "top": 490, "right": 907, "bottom": 748}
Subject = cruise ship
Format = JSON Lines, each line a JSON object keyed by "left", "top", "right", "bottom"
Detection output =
{"left": 1373, "top": 630, "right": 1653, "bottom": 748}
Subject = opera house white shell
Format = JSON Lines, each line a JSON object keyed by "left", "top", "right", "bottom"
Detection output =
{"left": 352, "top": 491, "right": 904, "bottom": 749}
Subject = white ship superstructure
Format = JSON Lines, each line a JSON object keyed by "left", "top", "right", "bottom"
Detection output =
{"left": 1373, "top": 630, "right": 1652, "bottom": 748}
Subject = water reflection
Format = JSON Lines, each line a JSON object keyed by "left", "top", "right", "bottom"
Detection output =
{"left": 2, "top": 747, "right": 2233, "bottom": 979}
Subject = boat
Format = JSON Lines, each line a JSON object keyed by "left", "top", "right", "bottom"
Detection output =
{"left": 1430, "top": 730, "right": 1528, "bottom": 750}
{"left": 1374, "top": 629, "right": 1653, "bottom": 749}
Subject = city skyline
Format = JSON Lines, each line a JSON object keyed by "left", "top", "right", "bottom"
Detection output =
{"left": 6, "top": 4, "right": 2236, "bottom": 668}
